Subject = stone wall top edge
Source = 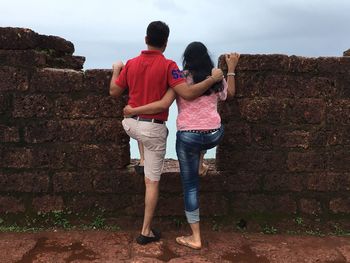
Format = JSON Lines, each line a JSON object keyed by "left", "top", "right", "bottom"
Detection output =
{"left": 219, "top": 53, "right": 348, "bottom": 59}
{"left": 0, "top": 27, "right": 75, "bottom": 54}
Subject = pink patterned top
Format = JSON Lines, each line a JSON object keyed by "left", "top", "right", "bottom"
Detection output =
{"left": 176, "top": 72, "right": 228, "bottom": 131}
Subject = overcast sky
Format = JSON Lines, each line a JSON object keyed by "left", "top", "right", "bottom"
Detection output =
{"left": 1, "top": 0, "right": 349, "bottom": 157}
{"left": 1, "top": 0, "right": 350, "bottom": 68}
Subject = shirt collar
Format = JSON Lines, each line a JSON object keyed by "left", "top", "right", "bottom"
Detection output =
{"left": 141, "top": 50, "right": 163, "bottom": 56}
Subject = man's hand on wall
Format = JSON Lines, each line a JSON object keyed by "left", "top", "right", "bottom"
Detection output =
{"left": 112, "top": 61, "right": 124, "bottom": 75}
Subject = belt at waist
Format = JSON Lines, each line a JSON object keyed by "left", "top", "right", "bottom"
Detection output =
{"left": 131, "top": 116, "right": 165, "bottom": 124}
{"left": 181, "top": 128, "right": 220, "bottom": 134}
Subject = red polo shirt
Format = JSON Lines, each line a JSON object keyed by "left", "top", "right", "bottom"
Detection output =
{"left": 115, "top": 50, "right": 185, "bottom": 121}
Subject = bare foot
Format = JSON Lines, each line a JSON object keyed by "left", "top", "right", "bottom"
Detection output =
{"left": 199, "top": 163, "right": 209, "bottom": 177}
{"left": 176, "top": 235, "right": 201, "bottom": 249}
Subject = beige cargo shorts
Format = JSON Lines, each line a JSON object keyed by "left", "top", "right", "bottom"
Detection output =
{"left": 122, "top": 117, "right": 168, "bottom": 181}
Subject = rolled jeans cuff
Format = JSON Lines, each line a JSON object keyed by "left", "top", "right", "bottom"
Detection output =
{"left": 185, "top": 208, "right": 200, "bottom": 224}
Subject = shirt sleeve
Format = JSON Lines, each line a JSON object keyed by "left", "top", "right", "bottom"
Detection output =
{"left": 218, "top": 78, "right": 228, "bottom": 101}
{"left": 114, "top": 62, "right": 128, "bottom": 89}
{"left": 167, "top": 61, "right": 186, "bottom": 88}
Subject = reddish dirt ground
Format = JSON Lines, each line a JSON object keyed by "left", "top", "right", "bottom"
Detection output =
{"left": 1, "top": 229, "right": 349, "bottom": 263}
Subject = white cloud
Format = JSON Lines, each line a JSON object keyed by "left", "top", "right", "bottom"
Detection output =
{"left": 1, "top": 0, "right": 349, "bottom": 63}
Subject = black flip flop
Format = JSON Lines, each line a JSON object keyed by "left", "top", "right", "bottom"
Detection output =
{"left": 136, "top": 228, "right": 161, "bottom": 245}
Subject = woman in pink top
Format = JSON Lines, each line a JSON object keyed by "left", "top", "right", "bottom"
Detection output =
{"left": 124, "top": 42, "right": 239, "bottom": 249}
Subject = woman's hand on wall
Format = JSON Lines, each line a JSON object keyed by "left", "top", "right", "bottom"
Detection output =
{"left": 225, "top": 53, "right": 240, "bottom": 72}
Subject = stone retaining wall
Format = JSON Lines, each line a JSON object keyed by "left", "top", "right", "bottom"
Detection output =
{"left": 216, "top": 53, "right": 350, "bottom": 216}
{"left": 0, "top": 27, "right": 349, "bottom": 218}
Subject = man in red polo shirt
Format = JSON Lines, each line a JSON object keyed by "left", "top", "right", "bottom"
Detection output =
{"left": 110, "top": 21, "right": 223, "bottom": 245}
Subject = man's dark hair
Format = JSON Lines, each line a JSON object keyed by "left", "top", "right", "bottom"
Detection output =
{"left": 146, "top": 21, "right": 170, "bottom": 48}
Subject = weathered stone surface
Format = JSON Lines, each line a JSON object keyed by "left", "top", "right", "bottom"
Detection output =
{"left": 263, "top": 172, "right": 304, "bottom": 192}
{"left": 37, "top": 35, "right": 75, "bottom": 55}
{"left": 157, "top": 196, "right": 184, "bottom": 216}
{"left": 0, "top": 66, "right": 28, "bottom": 91}
{"left": 287, "top": 151, "right": 326, "bottom": 172}
{"left": 45, "top": 55, "right": 85, "bottom": 70}
{"left": 287, "top": 55, "right": 319, "bottom": 73}
{"left": 0, "top": 94, "right": 10, "bottom": 115}
{"left": 1, "top": 145, "right": 66, "bottom": 170}
{"left": 328, "top": 147, "right": 350, "bottom": 171}
{"left": 12, "top": 94, "right": 52, "bottom": 118}
{"left": 0, "top": 50, "right": 84, "bottom": 70}
{"left": 159, "top": 169, "right": 182, "bottom": 193}
{"left": 233, "top": 71, "right": 265, "bottom": 97}
{"left": 238, "top": 98, "right": 287, "bottom": 123}
{"left": 286, "top": 98, "right": 326, "bottom": 124}
{"left": 204, "top": 171, "right": 262, "bottom": 192}
{"left": 32, "top": 195, "right": 64, "bottom": 213}
{"left": 92, "top": 169, "right": 144, "bottom": 194}
{"left": 63, "top": 143, "right": 129, "bottom": 169}
{"left": 216, "top": 149, "right": 286, "bottom": 172}
{"left": 0, "top": 27, "right": 84, "bottom": 69}
{"left": 24, "top": 119, "right": 128, "bottom": 143}
{"left": 0, "top": 125, "right": 20, "bottom": 142}
{"left": 53, "top": 169, "right": 143, "bottom": 194}
{"left": 219, "top": 122, "right": 251, "bottom": 147}
{"left": 306, "top": 172, "right": 350, "bottom": 191}
{"left": 0, "top": 147, "right": 33, "bottom": 168}
{"left": 31, "top": 68, "right": 83, "bottom": 92}
{"left": 326, "top": 126, "right": 350, "bottom": 146}
{"left": 63, "top": 195, "right": 100, "bottom": 212}
{"left": 274, "top": 130, "right": 311, "bottom": 149}
{"left": 65, "top": 194, "right": 141, "bottom": 213}
{"left": 250, "top": 126, "right": 313, "bottom": 149}
{"left": 317, "top": 56, "right": 350, "bottom": 74}
{"left": 218, "top": 99, "right": 240, "bottom": 123}
{"left": 0, "top": 172, "right": 49, "bottom": 192}
{"left": 329, "top": 197, "right": 350, "bottom": 213}
{"left": 53, "top": 171, "right": 94, "bottom": 193}
{"left": 249, "top": 125, "right": 279, "bottom": 149}
{"left": 0, "top": 50, "right": 47, "bottom": 68}
{"left": 84, "top": 69, "right": 112, "bottom": 93}
{"left": 0, "top": 27, "right": 39, "bottom": 49}
{"left": 30, "top": 146, "right": 66, "bottom": 169}
{"left": 1, "top": 143, "right": 124, "bottom": 171}
{"left": 262, "top": 74, "right": 338, "bottom": 98}
{"left": 0, "top": 196, "right": 25, "bottom": 213}
{"left": 2, "top": 26, "right": 350, "bottom": 218}
{"left": 220, "top": 54, "right": 291, "bottom": 72}
{"left": 327, "top": 99, "right": 350, "bottom": 125}
{"left": 54, "top": 95, "right": 125, "bottom": 119}
{"left": 231, "top": 194, "right": 297, "bottom": 213}
{"left": 299, "top": 199, "right": 322, "bottom": 215}
{"left": 200, "top": 193, "right": 229, "bottom": 216}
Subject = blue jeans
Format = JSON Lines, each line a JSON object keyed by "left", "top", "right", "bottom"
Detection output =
{"left": 176, "top": 125, "right": 224, "bottom": 223}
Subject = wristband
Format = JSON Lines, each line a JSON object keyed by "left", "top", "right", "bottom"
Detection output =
{"left": 227, "top": 72, "right": 236, "bottom": 77}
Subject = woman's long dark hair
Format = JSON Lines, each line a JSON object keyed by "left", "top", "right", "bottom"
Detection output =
{"left": 182, "top": 41, "right": 223, "bottom": 96}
